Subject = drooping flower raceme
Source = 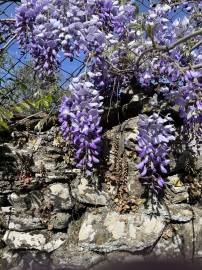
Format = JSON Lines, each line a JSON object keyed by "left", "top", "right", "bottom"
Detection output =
{"left": 59, "top": 77, "right": 103, "bottom": 176}
{"left": 136, "top": 113, "right": 176, "bottom": 191}
{"left": 15, "top": 0, "right": 134, "bottom": 77}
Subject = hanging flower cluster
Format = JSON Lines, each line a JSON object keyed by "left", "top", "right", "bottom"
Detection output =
{"left": 136, "top": 113, "right": 176, "bottom": 191}
{"left": 59, "top": 77, "right": 103, "bottom": 175}
{"left": 15, "top": 0, "right": 134, "bottom": 77}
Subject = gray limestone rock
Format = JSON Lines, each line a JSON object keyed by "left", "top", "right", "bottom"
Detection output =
{"left": 49, "top": 212, "right": 71, "bottom": 230}
{"left": 8, "top": 193, "right": 29, "bottom": 210}
{"left": 77, "top": 208, "right": 165, "bottom": 253}
{"left": 8, "top": 191, "right": 43, "bottom": 210}
{"left": 165, "top": 204, "right": 193, "bottom": 223}
{"left": 2, "top": 211, "right": 46, "bottom": 231}
{"left": 3, "top": 230, "right": 66, "bottom": 252}
{"left": 149, "top": 207, "right": 202, "bottom": 261}
{"left": 178, "top": 207, "right": 202, "bottom": 259}
{"left": 143, "top": 202, "right": 193, "bottom": 223}
{"left": 71, "top": 177, "right": 109, "bottom": 206}
{"left": 44, "top": 183, "right": 74, "bottom": 211}
{"left": 0, "top": 179, "right": 13, "bottom": 194}
{"left": 147, "top": 226, "right": 184, "bottom": 260}
{"left": 51, "top": 243, "right": 104, "bottom": 270}
{"left": 1, "top": 249, "right": 51, "bottom": 270}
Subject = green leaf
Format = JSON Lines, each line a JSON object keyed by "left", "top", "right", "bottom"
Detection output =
{"left": 0, "top": 120, "right": 9, "bottom": 130}
{"left": 16, "top": 81, "right": 28, "bottom": 92}
{"left": 146, "top": 25, "right": 153, "bottom": 37}
{"left": 34, "top": 117, "right": 48, "bottom": 132}
{"left": 0, "top": 107, "right": 13, "bottom": 119}
{"left": 14, "top": 105, "right": 23, "bottom": 113}
{"left": 13, "top": 101, "right": 31, "bottom": 113}
{"left": 132, "top": 2, "right": 139, "bottom": 15}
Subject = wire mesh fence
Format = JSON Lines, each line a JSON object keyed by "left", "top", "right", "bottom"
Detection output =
{"left": 0, "top": 0, "right": 86, "bottom": 114}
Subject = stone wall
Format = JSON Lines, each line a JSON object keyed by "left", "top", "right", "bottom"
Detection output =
{"left": 0, "top": 118, "right": 201, "bottom": 270}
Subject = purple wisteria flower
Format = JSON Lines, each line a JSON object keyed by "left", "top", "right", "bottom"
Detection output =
{"left": 59, "top": 77, "right": 103, "bottom": 176}
{"left": 15, "top": 0, "right": 60, "bottom": 76}
{"left": 136, "top": 113, "right": 175, "bottom": 191}
{"left": 15, "top": 0, "right": 134, "bottom": 77}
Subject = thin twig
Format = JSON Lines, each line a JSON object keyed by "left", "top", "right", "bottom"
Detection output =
{"left": 169, "top": 28, "right": 202, "bottom": 50}
{"left": 191, "top": 207, "right": 196, "bottom": 263}
{"left": 136, "top": 28, "right": 202, "bottom": 66}
{"left": 13, "top": 111, "right": 47, "bottom": 125}
{"left": 170, "top": 0, "right": 198, "bottom": 7}
{"left": 107, "top": 77, "right": 117, "bottom": 124}
{"left": 189, "top": 40, "right": 202, "bottom": 53}
{"left": 191, "top": 13, "right": 202, "bottom": 19}
{"left": 0, "top": 34, "right": 17, "bottom": 53}
{"left": 183, "top": 63, "right": 202, "bottom": 70}
{"left": 0, "top": 18, "right": 16, "bottom": 23}
{"left": 105, "top": 59, "right": 133, "bottom": 74}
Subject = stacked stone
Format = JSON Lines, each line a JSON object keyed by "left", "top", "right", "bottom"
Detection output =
{"left": 0, "top": 121, "right": 201, "bottom": 269}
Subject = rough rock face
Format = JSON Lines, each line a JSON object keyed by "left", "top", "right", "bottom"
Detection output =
{"left": 78, "top": 208, "right": 165, "bottom": 252}
{"left": 0, "top": 121, "right": 201, "bottom": 270}
{"left": 71, "top": 177, "right": 109, "bottom": 206}
{"left": 3, "top": 230, "right": 66, "bottom": 252}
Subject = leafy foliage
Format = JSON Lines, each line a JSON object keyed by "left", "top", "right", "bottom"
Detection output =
{"left": 0, "top": 57, "right": 63, "bottom": 131}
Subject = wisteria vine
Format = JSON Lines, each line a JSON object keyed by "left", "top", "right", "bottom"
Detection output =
{"left": 9, "top": 0, "right": 202, "bottom": 192}
{"left": 136, "top": 113, "right": 175, "bottom": 191}
{"left": 59, "top": 78, "right": 103, "bottom": 175}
